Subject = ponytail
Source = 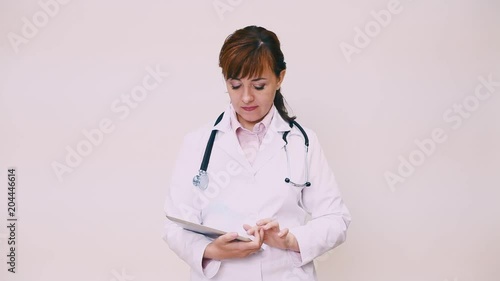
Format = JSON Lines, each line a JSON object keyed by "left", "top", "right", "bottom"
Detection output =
{"left": 274, "top": 89, "right": 296, "bottom": 123}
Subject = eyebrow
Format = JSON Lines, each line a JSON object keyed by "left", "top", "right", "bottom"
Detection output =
{"left": 229, "top": 77, "right": 267, "bottom": 82}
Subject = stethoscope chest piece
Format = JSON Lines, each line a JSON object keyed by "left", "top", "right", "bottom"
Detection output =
{"left": 193, "top": 170, "right": 209, "bottom": 190}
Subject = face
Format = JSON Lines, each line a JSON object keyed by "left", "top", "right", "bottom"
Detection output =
{"left": 226, "top": 68, "right": 285, "bottom": 130}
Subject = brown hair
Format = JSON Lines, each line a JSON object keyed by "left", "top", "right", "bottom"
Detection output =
{"left": 219, "top": 25, "right": 295, "bottom": 122}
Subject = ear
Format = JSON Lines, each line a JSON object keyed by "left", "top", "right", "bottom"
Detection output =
{"left": 277, "top": 69, "right": 286, "bottom": 89}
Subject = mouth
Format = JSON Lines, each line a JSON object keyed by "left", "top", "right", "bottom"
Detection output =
{"left": 241, "top": 106, "right": 258, "bottom": 111}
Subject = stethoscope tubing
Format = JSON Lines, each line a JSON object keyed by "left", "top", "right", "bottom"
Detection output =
{"left": 200, "top": 112, "right": 225, "bottom": 172}
{"left": 193, "top": 112, "right": 311, "bottom": 189}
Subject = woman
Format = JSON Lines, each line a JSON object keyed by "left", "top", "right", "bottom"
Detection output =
{"left": 163, "top": 25, "right": 351, "bottom": 281}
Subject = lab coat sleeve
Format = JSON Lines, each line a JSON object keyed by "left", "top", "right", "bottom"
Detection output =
{"left": 288, "top": 130, "right": 351, "bottom": 267}
{"left": 162, "top": 131, "right": 222, "bottom": 279}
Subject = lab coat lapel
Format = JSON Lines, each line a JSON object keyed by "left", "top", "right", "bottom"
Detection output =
{"left": 215, "top": 130, "right": 254, "bottom": 172}
{"left": 251, "top": 110, "right": 291, "bottom": 174}
{"left": 213, "top": 107, "right": 253, "bottom": 172}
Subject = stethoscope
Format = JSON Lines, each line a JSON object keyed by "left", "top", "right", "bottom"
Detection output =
{"left": 192, "top": 112, "right": 311, "bottom": 190}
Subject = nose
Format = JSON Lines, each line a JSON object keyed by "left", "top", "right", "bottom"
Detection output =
{"left": 241, "top": 86, "right": 254, "bottom": 104}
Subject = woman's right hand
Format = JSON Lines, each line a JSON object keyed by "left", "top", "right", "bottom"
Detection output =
{"left": 203, "top": 226, "right": 264, "bottom": 260}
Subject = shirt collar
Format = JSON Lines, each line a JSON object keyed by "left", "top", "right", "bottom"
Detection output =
{"left": 214, "top": 104, "right": 291, "bottom": 134}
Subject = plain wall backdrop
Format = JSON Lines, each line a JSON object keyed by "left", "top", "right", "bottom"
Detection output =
{"left": 1, "top": 0, "right": 499, "bottom": 281}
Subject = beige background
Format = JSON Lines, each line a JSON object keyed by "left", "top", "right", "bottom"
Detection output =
{"left": 0, "top": 0, "right": 499, "bottom": 281}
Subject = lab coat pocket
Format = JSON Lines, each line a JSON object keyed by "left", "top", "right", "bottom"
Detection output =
{"left": 280, "top": 251, "right": 314, "bottom": 281}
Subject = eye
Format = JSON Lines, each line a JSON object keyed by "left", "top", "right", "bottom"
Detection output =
{"left": 254, "top": 84, "right": 265, "bottom": 90}
{"left": 231, "top": 85, "right": 241, "bottom": 90}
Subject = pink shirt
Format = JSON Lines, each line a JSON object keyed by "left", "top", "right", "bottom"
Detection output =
{"left": 229, "top": 104, "right": 275, "bottom": 165}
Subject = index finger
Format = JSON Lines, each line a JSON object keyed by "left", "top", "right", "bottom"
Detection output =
{"left": 255, "top": 226, "right": 266, "bottom": 245}
{"left": 249, "top": 226, "right": 263, "bottom": 247}
{"left": 218, "top": 232, "right": 239, "bottom": 243}
{"left": 262, "top": 220, "right": 279, "bottom": 230}
{"left": 256, "top": 218, "right": 274, "bottom": 226}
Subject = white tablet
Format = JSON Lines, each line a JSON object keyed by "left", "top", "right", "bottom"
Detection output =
{"left": 166, "top": 215, "right": 252, "bottom": 242}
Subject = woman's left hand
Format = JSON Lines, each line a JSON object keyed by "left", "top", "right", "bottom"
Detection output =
{"left": 243, "top": 218, "right": 300, "bottom": 252}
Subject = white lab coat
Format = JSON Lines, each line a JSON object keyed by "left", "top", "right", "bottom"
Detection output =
{"left": 163, "top": 105, "right": 351, "bottom": 281}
